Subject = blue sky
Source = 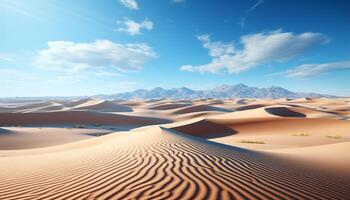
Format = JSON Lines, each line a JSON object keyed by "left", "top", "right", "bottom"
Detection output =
{"left": 0, "top": 0, "right": 349, "bottom": 97}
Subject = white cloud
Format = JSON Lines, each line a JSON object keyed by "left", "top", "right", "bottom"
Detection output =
{"left": 277, "top": 60, "right": 350, "bottom": 77}
{"left": 117, "top": 18, "right": 153, "bottom": 35}
{"left": 119, "top": 0, "right": 138, "bottom": 10}
{"left": 181, "top": 30, "right": 329, "bottom": 74}
{"left": 197, "top": 34, "right": 235, "bottom": 57}
{"left": 34, "top": 40, "right": 157, "bottom": 73}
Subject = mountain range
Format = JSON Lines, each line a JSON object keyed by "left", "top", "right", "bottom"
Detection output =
{"left": 96, "top": 84, "right": 338, "bottom": 100}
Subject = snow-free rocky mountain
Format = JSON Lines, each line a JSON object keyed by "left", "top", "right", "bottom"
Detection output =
{"left": 97, "top": 84, "right": 337, "bottom": 100}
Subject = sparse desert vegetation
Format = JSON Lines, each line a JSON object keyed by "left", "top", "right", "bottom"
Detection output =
{"left": 326, "top": 135, "right": 343, "bottom": 139}
{"left": 93, "top": 123, "right": 102, "bottom": 127}
{"left": 292, "top": 133, "right": 310, "bottom": 136}
{"left": 75, "top": 124, "right": 85, "bottom": 129}
{"left": 238, "top": 140, "right": 265, "bottom": 144}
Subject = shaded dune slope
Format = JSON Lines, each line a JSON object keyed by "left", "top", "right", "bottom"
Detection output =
{"left": 173, "top": 105, "right": 231, "bottom": 114}
{"left": 147, "top": 103, "right": 192, "bottom": 110}
{"left": 0, "top": 127, "right": 347, "bottom": 200}
{"left": 265, "top": 107, "right": 306, "bottom": 118}
{"left": 235, "top": 104, "right": 267, "bottom": 111}
{"left": 171, "top": 119, "right": 236, "bottom": 139}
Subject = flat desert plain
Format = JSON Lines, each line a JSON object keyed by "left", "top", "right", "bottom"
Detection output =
{"left": 0, "top": 97, "right": 349, "bottom": 199}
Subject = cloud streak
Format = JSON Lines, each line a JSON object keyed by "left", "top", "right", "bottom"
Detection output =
{"left": 181, "top": 30, "right": 329, "bottom": 74}
{"left": 34, "top": 40, "right": 157, "bottom": 73}
{"left": 119, "top": 0, "right": 138, "bottom": 10}
{"left": 117, "top": 18, "right": 153, "bottom": 35}
{"left": 277, "top": 60, "right": 350, "bottom": 77}
{"left": 240, "top": 0, "right": 264, "bottom": 27}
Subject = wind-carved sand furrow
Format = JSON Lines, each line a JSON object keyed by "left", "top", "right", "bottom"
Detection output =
{"left": 95, "top": 151, "right": 160, "bottom": 199}
{"left": 41, "top": 153, "right": 140, "bottom": 200}
{"left": 72, "top": 150, "right": 152, "bottom": 200}
{"left": 16, "top": 152, "right": 128, "bottom": 199}
{"left": 61, "top": 151, "right": 145, "bottom": 200}
{"left": 112, "top": 152, "right": 167, "bottom": 199}
{"left": 0, "top": 149, "right": 130, "bottom": 198}
{"left": 0, "top": 126, "right": 348, "bottom": 200}
{"left": 162, "top": 128, "right": 348, "bottom": 199}
{"left": 169, "top": 140, "right": 274, "bottom": 199}
{"left": 157, "top": 142, "right": 217, "bottom": 199}
{"left": 125, "top": 144, "right": 180, "bottom": 199}
{"left": 185, "top": 136, "right": 344, "bottom": 199}
{"left": 171, "top": 141, "right": 258, "bottom": 199}
{"left": 167, "top": 140, "right": 281, "bottom": 198}
{"left": 0, "top": 148, "right": 120, "bottom": 188}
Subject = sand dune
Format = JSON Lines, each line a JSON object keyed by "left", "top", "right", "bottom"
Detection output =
{"left": 0, "top": 127, "right": 112, "bottom": 150}
{"left": 0, "top": 127, "right": 347, "bottom": 200}
{"left": 267, "top": 142, "right": 350, "bottom": 174}
{"left": 147, "top": 103, "right": 192, "bottom": 110}
{"left": 63, "top": 98, "right": 96, "bottom": 108}
{"left": 171, "top": 119, "right": 236, "bottom": 138}
{"left": 265, "top": 107, "right": 306, "bottom": 117}
{"left": 72, "top": 100, "right": 132, "bottom": 112}
{"left": 0, "top": 111, "right": 171, "bottom": 127}
{"left": 1, "top": 97, "right": 349, "bottom": 199}
{"left": 0, "top": 101, "right": 56, "bottom": 113}
{"left": 172, "top": 104, "right": 232, "bottom": 114}
{"left": 235, "top": 104, "right": 267, "bottom": 111}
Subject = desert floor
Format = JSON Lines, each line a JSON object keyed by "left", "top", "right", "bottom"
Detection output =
{"left": 0, "top": 97, "right": 349, "bottom": 199}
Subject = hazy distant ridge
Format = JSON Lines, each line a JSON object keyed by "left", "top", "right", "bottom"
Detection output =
{"left": 98, "top": 84, "right": 337, "bottom": 99}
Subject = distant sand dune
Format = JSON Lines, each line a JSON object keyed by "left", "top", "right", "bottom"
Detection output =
{"left": 147, "top": 103, "right": 192, "bottom": 110}
{"left": 0, "top": 127, "right": 347, "bottom": 200}
{"left": 63, "top": 98, "right": 96, "bottom": 108}
{"left": 172, "top": 105, "right": 231, "bottom": 114}
{"left": 235, "top": 104, "right": 267, "bottom": 111}
{"left": 72, "top": 100, "right": 132, "bottom": 112}
{"left": 0, "top": 101, "right": 55, "bottom": 113}
{"left": 0, "top": 127, "right": 112, "bottom": 150}
{"left": 0, "top": 111, "right": 171, "bottom": 126}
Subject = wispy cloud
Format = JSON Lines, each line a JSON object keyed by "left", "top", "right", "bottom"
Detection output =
{"left": 93, "top": 70, "right": 121, "bottom": 77}
{"left": 117, "top": 18, "right": 153, "bottom": 35}
{"left": 0, "top": 54, "right": 15, "bottom": 62}
{"left": 181, "top": 30, "right": 329, "bottom": 74}
{"left": 0, "top": 0, "right": 46, "bottom": 22}
{"left": 275, "top": 61, "right": 350, "bottom": 77}
{"left": 119, "top": 0, "right": 139, "bottom": 10}
{"left": 34, "top": 40, "right": 157, "bottom": 73}
{"left": 239, "top": 0, "right": 264, "bottom": 27}
{"left": 172, "top": 0, "right": 186, "bottom": 3}
{"left": 0, "top": 69, "right": 37, "bottom": 81}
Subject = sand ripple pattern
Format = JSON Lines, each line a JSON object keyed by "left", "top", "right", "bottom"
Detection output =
{"left": 0, "top": 127, "right": 348, "bottom": 200}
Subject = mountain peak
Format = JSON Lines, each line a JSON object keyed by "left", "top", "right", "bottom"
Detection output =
{"left": 101, "top": 84, "right": 336, "bottom": 99}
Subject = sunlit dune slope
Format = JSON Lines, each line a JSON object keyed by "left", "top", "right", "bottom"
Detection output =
{"left": 0, "top": 127, "right": 347, "bottom": 200}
